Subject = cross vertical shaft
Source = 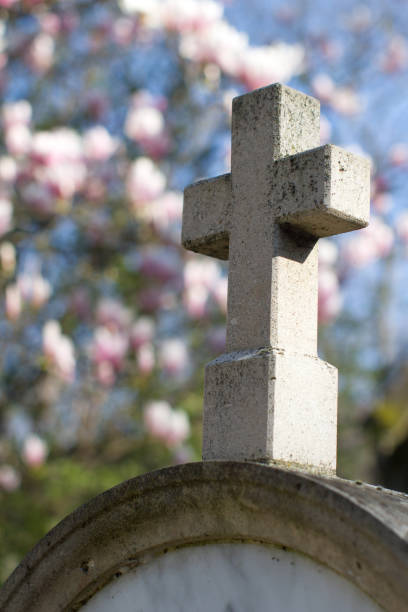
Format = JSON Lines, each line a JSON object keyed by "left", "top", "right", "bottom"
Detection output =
{"left": 228, "top": 86, "right": 320, "bottom": 353}
{"left": 182, "top": 83, "right": 370, "bottom": 474}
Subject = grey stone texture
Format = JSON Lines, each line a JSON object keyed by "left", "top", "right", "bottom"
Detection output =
{"left": 273, "top": 145, "right": 370, "bottom": 237}
{"left": 182, "top": 173, "right": 231, "bottom": 260}
{"left": 203, "top": 348, "right": 338, "bottom": 471}
{"left": 1, "top": 462, "right": 408, "bottom": 611}
{"left": 182, "top": 83, "right": 370, "bottom": 472}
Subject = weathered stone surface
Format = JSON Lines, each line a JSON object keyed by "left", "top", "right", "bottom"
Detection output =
{"left": 274, "top": 145, "right": 370, "bottom": 237}
{"left": 203, "top": 348, "right": 337, "bottom": 471}
{"left": 1, "top": 462, "right": 408, "bottom": 611}
{"left": 182, "top": 173, "right": 231, "bottom": 260}
{"left": 226, "top": 84, "right": 324, "bottom": 353}
{"left": 182, "top": 83, "right": 371, "bottom": 470}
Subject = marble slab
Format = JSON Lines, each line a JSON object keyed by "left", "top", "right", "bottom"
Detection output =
{"left": 83, "top": 541, "right": 381, "bottom": 611}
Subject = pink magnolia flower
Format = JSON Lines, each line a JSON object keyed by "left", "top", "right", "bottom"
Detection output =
{"left": 318, "top": 288, "right": 342, "bottom": 324}
{"left": 0, "top": 242, "right": 16, "bottom": 273}
{"left": 2, "top": 100, "right": 32, "bottom": 127}
{"left": 126, "top": 157, "right": 166, "bottom": 207}
{"left": 240, "top": 43, "right": 304, "bottom": 91}
{"left": 138, "top": 287, "right": 176, "bottom": 312}
{"left": 5, "top": 283, "right": 22, "bottom": 321}
{"left": 184, "top": 258, "right": 220, "bottom": 289}
{"left": 317, "top": 38, "right": 343, "bottom": 63}
{"left": 158, "top": 338, "right": 189, "bottom": 377}
{"left": 17, "top": 272, "right": 51, "bottom": 307}
{"left": 381, "top": 35, "right": 408, "bottom": 73}
{"left": 96, "top": 298, "right": 132, "bottom": 331}
{"left": 318, "top": 239, "right": 338, "bottom": 267}
{"left": 43, "top": 320, "right": 76, "bottom": 382}
{"left": 144, "top": 400, "right": 190, "bottom": 447}
{"left": 43, "top": 320, "right": 62, "bottom": 355}
{"left": 179, "top": 20, "right": 247, "bottom": 77}
{"left": 5, "top": 123, "right": 31, "bottom": 156}
{"left": 31, "top": 128, "right": 83, "bottom": 165}
{"left": 112, "top": 17, "right": 137, "bottom": 46}
{"left": 120, "top": 0, "right": 161, "bottom": 25}
{"left": 39, "top": 160, "right": 86, "bottom": 201}
{"left": 83, "top": 126, "right": 118, "bottom": 161}
{"left": 331, "top": 87, "right": 362, "bottom": 116}
{"left": 91, "top": 326, "right": 129, "bottom": 369}
{"left": 26, "top": 33, "right": 55, "bottom": 73}
{"left": 0, "top": 0, "right": 19, "bottom": 8}
{"left": 183, "top": 284, "right": 209, "bottom": 318}
{"left": 320, "top": 115, "right": 332, "bottom": 144}
{"left": 39, "top": 12, "right": 62, "bottom": 36}
{"left": 138, "top": 246, "right": 182, "bottom": 282}
{"left": 29, "top": 128, "right": 86, "bottom": 202}
{"left": 0, "top": 156, "right": 17, "bottom": 183}
{"left": 130, "top": 317, "right": 155, "bottom": 349}
{"left": 389, "top": 143, "right": 408, "bottom": 167}
{"left": 22, "top": 434, "right": 48, "bottom": 467}
{"left": 311, "top": 74, "right": 335, "bottom": 104}
{"left": 0, "top": 198, "right": 12, "bottom": 236}
{"left": 343, "top": 217, "right": 394, "bottom": 267}
{"left": 125, "top": 92, "right": 169, "bottom": 158}
{"left": 125, "top": 105, "right": 163, "bottom": 141}
{"left": 372, "top": 192, "right": 392, "bottom": 214}
{"left": 343, "top": 237, "right": 377, "bottom": 269}
{"left": 147, "top": 191, "right": 183, "bottom": 241}
{"left": 165, "top": 409, "right": 191, "bottom": 446}
{"left": 51, "top": 336, "right": 76, "bottom": 382}
{"left": 31, "top": 275, "right": 52, "bottom": 308}
{"left": 183, "top": 258, "right": 224, "bottom": 316}
{"left": 137, "top": 342, "right": 155, "bottom": 375}
{"left": 362, "top": 217, "right": 394, "bottom": 258}
{"left": 318, "top": 267, "right": 342, "bottom": 324}
{"left": 144, "top": 400, "right": 172, "bottom": 439}
{"left": 160, "top": 0, "right": 223, "bottom": 33}
{"left": 0, "top": 465, "right": 20, "bottom": 491}
{"left": 372, "top": 175, "right": 389, "bottom": 196}
{"left": 96, "top": 360, "right": 116, "bottom": 387}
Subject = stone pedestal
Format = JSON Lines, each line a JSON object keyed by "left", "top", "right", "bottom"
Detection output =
{"left": 203, "top": 348, "right": 337, "bottom": 472}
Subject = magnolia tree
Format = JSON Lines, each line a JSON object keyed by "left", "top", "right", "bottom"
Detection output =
{"left": 1, "top": 0, "right": 408, "bottom": 577}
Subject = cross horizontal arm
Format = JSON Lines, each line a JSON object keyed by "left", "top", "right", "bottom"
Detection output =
{"left": 182, "top": 173, "right": 232, "bottom": 260}
{"left": 273, "top": 145, "right": 370, "bottom": 237}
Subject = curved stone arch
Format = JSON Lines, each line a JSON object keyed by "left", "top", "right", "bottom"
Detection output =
{"left": 1, "top": 462, "right": 408, "bottom": 611}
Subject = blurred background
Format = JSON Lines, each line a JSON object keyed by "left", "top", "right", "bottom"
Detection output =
{"left": 1, "top": 0, "right": 408, "bottom": 582}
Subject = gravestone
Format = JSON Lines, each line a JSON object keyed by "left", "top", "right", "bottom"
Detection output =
{"left": 1, "top": 84, "right": 408, "bottom": 612}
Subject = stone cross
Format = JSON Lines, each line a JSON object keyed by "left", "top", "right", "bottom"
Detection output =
{"left": 182, "top": 84, "right": 370, "bottom": 474}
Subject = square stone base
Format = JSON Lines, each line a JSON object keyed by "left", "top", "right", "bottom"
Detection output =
{"left": 203, "top": 348, "right": 337, "bottom": 473}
